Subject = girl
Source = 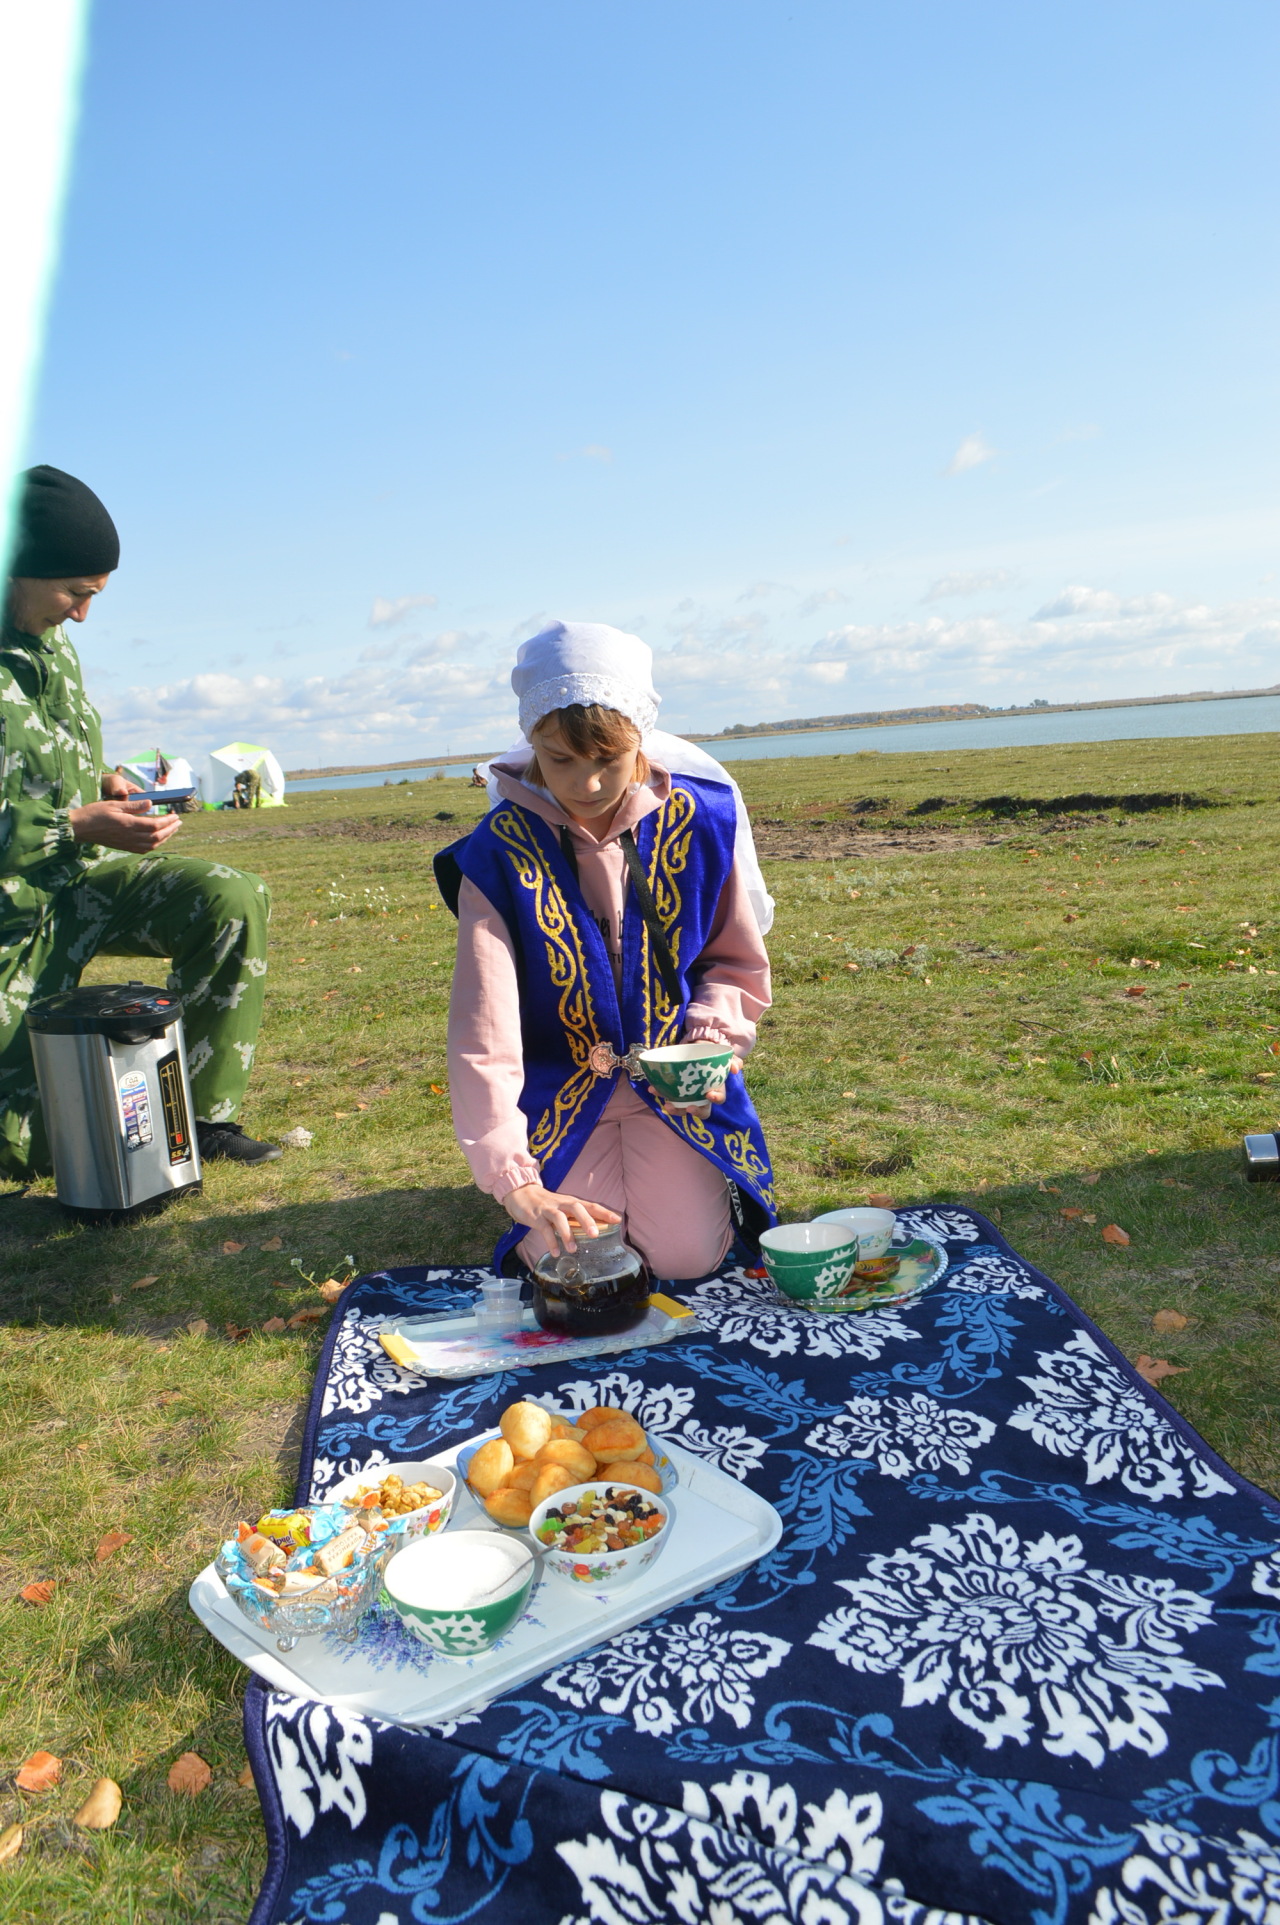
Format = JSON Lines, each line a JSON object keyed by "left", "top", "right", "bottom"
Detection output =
{"left": 438, "top": 621, "right": 776, "bottom": 1280}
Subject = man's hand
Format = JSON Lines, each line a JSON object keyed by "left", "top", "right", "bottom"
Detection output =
{"left": 70, "top": 797, "right": 183, "bottom": 852}
{"left": 101, "top": 768, "right": 142, "bottom": 801}
{"left": 502, "top": 1182, "right": 621, "bottom": 1256}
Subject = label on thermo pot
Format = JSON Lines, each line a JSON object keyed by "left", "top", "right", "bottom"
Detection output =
{"left": 118, "top": 1069, "right": 154, "bottom": 1151}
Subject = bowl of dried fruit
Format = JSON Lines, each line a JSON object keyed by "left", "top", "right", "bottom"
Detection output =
{"left": 529, "top": 1479, "right": 671, "bottom": 1588}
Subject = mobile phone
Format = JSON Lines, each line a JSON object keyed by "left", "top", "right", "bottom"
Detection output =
{"left": 139, "top": 784, "right": 197, "bottom": 804}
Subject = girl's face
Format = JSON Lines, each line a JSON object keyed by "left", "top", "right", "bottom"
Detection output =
{"left": 531, "top": 718, "right": 640, "bottom": 834}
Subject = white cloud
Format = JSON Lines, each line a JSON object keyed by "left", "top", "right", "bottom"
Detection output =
{"left": 96, "top": 584, "right": 1280, "bottom": 764}
{"left": 798, "top": 586, "right": 849, "bottom": 617}
{"left": 944, "top": 432, "right": 998, "bottom": 476}
{"left": 922, "top": 570, "right": 1015, "bottom": 603}
{"left": 368, "top": 593, "right": 438, "bottom": 628}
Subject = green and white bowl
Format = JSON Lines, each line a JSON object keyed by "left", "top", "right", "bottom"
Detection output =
{"left": 759, "top": 1221, "right": 859, "bottom": 1304}
{"left": 636, "top": 1041, "right": 733, "bottom": 1108}
{"left": 381, "top": 1530, "right": 534, "bottom": 1658}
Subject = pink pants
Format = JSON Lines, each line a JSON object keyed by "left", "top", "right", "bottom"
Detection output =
{"left": 518, "top": 1080, "right": 733, "bottom": 1281}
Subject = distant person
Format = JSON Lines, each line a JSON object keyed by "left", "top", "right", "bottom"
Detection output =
{"left": 437, "top": 620, "right": 776, "bottom": 1278}
{"left": 0, "top": 465, "right": 280, "bottom": 1175}
{"left": 231, "top": 765, "right": 262, "bottom": 809}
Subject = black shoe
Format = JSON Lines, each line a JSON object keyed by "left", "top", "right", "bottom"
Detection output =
{"left": 197, "top": 1120, "right": 283, "bottom": 1165}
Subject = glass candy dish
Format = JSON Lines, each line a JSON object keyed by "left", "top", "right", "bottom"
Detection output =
{"left": 215, "top": 1503, "right": 383, "bottom": 1651}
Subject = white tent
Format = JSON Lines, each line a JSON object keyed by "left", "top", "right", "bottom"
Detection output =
{"left": 200, "top": 741, "right": 287, "bottom": 808}
{"left": 120, "top": 750, "right": 196, "bottom": 795}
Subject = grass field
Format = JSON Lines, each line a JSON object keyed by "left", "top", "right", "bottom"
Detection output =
{"left": 4, "top": 728, "right": 1280, "bottom": 1919}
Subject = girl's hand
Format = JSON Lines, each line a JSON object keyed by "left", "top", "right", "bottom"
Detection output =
{"left": 650, "top": 1053, "right": 743, "bottom": 1120}
{"left": 70, "top": 797, "right": 183, "bottom": 852}
{"left": 502, "top": 1182, "right": 621, "bottom": 1255}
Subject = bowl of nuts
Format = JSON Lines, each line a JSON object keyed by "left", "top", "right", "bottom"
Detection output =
{"left": 326, "top": 1460, "right": 456, "bottom": 1568}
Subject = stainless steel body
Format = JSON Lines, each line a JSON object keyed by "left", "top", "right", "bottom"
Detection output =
{"left": 1244, "top": 1132, "right": 1280, "bottom": 1181}
{"left": 30, "top": 1018, "right": 201, "bottom": 1214}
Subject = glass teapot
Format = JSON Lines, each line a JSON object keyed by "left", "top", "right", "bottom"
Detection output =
{"left": 531, "top": 1223, "right": 649, "bottom": 1337}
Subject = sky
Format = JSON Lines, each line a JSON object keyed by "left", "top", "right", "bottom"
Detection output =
{"left": 23, "top": 0, "right": 1280, "bottom": 767}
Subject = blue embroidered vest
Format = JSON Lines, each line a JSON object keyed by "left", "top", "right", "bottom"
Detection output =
{"left": 441, "top": 776, "right": 776, "bottom": 1271}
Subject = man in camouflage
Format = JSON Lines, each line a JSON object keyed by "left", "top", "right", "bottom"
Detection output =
{"left": 0, "top": 465, "right": 279, "bottom": 1178}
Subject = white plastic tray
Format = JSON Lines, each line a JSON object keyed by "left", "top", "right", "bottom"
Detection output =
{"left": 380, "top": 1298, "right": 701, "bottom": 1378}
{"left": 188, "top": 1434, "right": 781, "bottom": 1727}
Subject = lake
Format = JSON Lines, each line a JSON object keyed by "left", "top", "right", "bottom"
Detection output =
{"left": 287, "top": 692, "right": 1280, "bottom": 795}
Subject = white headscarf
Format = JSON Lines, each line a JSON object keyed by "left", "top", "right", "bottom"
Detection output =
{"left": 488, "top": 620, "right": 775, "bottom": 935}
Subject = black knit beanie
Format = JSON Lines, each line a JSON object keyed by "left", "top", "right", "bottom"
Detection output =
{"left": 8, "top": 465, "right": 120, "bottom": 579}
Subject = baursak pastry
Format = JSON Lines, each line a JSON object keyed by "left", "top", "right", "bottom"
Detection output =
{"left": 529, "top": 1463, "right": 577, "bottom": 1507}
{"left": 467, "top": 1437, "right": 515, "bottom": 1496}
{"left": 587, "top": 1416, "right": 647, "bottom": 1463}
{"left": 506, "top": 1462, "right": 540, "bottom": 1493}
{"left": 577, "top": 1405, "right": 622, "bottom": 1431}
{"left": 614, "top": 1460, "right": 663, "bottom": 1495}
{"left": 485, "top": 1487, "right": 534, "bottom": 1527}
{"left": 500, "top": 1400, "right": 553, "bottom": 1461}
{"left": 533, "top": 1438, "right": 596, "bottom": 1481}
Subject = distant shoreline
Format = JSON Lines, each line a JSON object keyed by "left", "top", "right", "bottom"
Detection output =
{"left": 283, "top": 682, "right": 1280, "bottom": 781}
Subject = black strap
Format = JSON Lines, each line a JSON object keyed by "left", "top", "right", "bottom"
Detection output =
{"left": 558, "top": 824, "right": 579, "bottom": 883}
{"left": 619, "top": 828, "right": 683, "bottom": 1006}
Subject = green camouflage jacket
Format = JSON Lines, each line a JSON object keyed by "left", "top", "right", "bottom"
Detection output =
{"left": 0, "top": 623, "right": 104, "bottom": 938}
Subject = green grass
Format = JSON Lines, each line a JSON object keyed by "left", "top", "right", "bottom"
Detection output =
{"left": 4, "top": 732, "right": 1280, "bottom": 1917}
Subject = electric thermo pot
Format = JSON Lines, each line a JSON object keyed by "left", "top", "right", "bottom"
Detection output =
{"left": 26, "top": 983, "right": 202, "bottom": 1219}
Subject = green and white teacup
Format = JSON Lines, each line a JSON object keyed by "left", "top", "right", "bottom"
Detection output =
{"left": 381, "top": 1531, "right": 534, "bottom": 1659}
{"left": 636, "top": 1041, "right": 734, "bottom": 1109}
{"left": 759, "top": 1221, "right": 859, "bottom": 1304}
{"left": 813, "top": 1206, "right": 897, "bottom": 1261}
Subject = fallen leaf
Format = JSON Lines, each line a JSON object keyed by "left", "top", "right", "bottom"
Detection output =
{"left": 1153, "top": 1309, "right": 1190, "bottom": 1332}
{"left": 333, "top": 1110, "right": 351, "bottom": 1118}
{"left": 1037, "top": 1181, "right": 1060, "bottom": 1194}
{"left": 287, "top": 1307, "right": 327, "bottom": 1328}
{"left": 1124, "top": 985, "right": 1146, "bottom": 998}
{"left": 157, "top": 1390, "right": 181, "bottom": 1405}
{"left": 74, "top": 1777, "right": 122, "bottom": 1829}
{"left": 186, "top": 1318, "right": 209, "bottom": 1338}
{"left": 1272, "top": 1041, "right": 1280, "bottom": 1056}
{"left": 237, "top": 1762, "right": 255, "bottom": 1788}
{"left": 975, "top": 1178, "right": 989, "bottom": 1192}
{"left": 1060, "top": 1206, "right": 1084, "bottom": 1219}
{"left": 318, "top": 1278, "right": 348, "bottom": 1304}
{"left": 131, "top": 1274, "right": 160, "bottom": 1291}
{"left": 1135, "top": 1354, "right": 1189, "bottom": 1385}
{"left": 0, "top": 1824, "right": 22, "bottom": 1864}
{"left": 867, "top": 1192, "right": 895, "bottom": 1208}
{"left": 347, "top": 964, "right": 363, "bottom": 974}
{"left": 322, "top": 989, "right": 339, "bottom": 1000}
{"left": 18, "top": 1580, "right": 55, "bottom": 1606}
{"left": 1080, "top": 1171, "right": 1101, "bottom": 1185}
{"left": 1081, "top": 1212, "right": 1098, "bottom": 1224}
{"left": 221, "top": 1240, "right": 246, "bottom": 1255}
{"left": 1063, "top": 912, "right": 1077, "bottom": 922}
{"left": 1175, "top": 981, "right": 1191, "bottom": 989}
{"left": 355, "top": 1102, "right": 369, "bottom": 1111}
{"left": 260, "top": 1236, "right": 283, "bottom": 1252}
{"left": 841, "top": 1090, "right": 856, "bottom": 1099}
{"left": 352, "top": 1056, "right": 370, "bottom": 1068}
{"left": 224, "top": 1322, "right": 252, "bottom": 1342}
{"left": 94, "top": 1530, "right": 132, "bottom": 1563}
{"left": 1101, "top": 1223, "right": 1131, "bottom": 1246}
{"left": 429, "top": 1083, "right": 445, "bottom": 1095}
{"left": 109, "top": 1292, "right": 121, "bottom": 1305}
{"left": 16, "top": 1751, "right": 61, "bottom": 1791}
{"left": 167, "top": 1752, "right": 212, "bottom": 1796}
{"left": 261, "top": 1316, "right": 287, "bottom": 1334}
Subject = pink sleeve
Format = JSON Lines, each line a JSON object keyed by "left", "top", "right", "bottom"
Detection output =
{"left": 681, "top": 856, "right": 773, "bottom": 1058}
{"left": 446, "top": 877, "right": 542, "bottom": 1203}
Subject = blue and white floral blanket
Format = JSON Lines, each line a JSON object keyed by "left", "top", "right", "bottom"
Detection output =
{"left": 243, "top": 1207, "right": 1280, "bottom": 1925}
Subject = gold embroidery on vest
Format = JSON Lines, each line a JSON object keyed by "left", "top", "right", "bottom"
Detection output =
{"left": 491, "top": 807, "right": 603, "bottom": 1164}
{"left": 640, "top": 785, "right": 695, "bottom": 1047}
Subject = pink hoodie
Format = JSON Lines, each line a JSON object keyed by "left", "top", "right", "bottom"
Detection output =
{"left": 447, "top": 759, "right": 772, "bottom": 1202}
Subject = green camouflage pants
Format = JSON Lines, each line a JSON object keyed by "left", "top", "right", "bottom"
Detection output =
{"left": 0, "top": 851, "right": 270, "bottom": 1180}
